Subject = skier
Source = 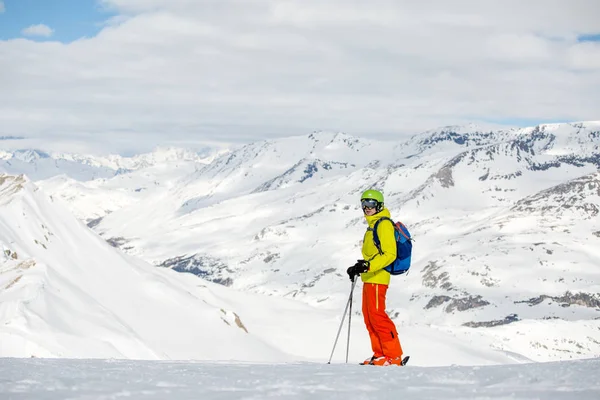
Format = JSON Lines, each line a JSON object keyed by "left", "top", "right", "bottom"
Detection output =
{"left": 346, "top": 189, "right": 405, "bottom": 366}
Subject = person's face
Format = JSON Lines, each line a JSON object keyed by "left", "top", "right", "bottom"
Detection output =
{"left": 364, "top": 206, "right": 377, "bottom": 216}
{"left": 361, "top": 198, "right": 379, "bottom": 216}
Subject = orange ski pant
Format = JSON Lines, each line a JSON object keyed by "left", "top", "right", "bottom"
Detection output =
{"left": 362, "top": 282, "right": 403, "bottom": 358}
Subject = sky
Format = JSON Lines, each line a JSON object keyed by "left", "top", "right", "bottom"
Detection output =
{"left": 0, "top": 0, "right": 115, "bottom": 42}
{"left": 0, "top": 0, "right": 599, "bottom": 154}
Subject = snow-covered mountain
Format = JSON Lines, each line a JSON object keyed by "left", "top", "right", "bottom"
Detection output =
{"left": 0, "top": 174, "right": 304, "bottom": 361}
{"left": 0, "top": 173, "right": 525, "bottom": 365}
{"left": 0, "top": 146, "right": 227, "bottom": 223}
{"left": 0, "top": 149, "right": 118, "bottom": 181}
{"left": 86, "top": 122, "right": 600, "bottom": 362}
{"left": 0, "top": 146, "right": 222, "bottom": 182}
{"left": 2, "top": 121, "right": 600, "bottom": 364}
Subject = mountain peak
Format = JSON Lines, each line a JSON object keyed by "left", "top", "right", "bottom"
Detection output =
{"left": 12, "top": 149, "right": 51, "bottom": 163}
{"left": 0, "top": 174, "right": 28, "bottom": 205}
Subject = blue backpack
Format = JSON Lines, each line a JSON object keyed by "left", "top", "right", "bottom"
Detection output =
{"left": 370, "top": 217, "right": 413, "bottom": 275}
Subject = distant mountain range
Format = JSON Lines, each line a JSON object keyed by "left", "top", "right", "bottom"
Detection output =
{"left": 0, "top": 136, "right": 25, "bottom": 141}
{"left": 0, "top": 147, "right": 225, "bottom": 181}
{"left": 1, "top": 121, "right": 599, "bottom": 363}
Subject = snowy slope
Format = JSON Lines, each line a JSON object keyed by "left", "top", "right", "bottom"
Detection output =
{"left": 4, "top": 121, "right": 599, "bottom": 364}
{"left": 1, "top": 357, "right": 600, "bottom": 400}
{"left": 18, "top": 146, "right": 227, "bottom": 223}
{"left": 36, "top": 159, "right": 200, "bottom": 223}
{"left": 84, "top": 122, "right": 600, "bottom": 362}
{"left": 0, "top": 173, "right": 530, "bottom": 366}
{"left": 0, "top": 174, "right": 296, "bottom": 361}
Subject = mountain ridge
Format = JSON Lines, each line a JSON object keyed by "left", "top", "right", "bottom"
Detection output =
{"left": 2, "top": 121, "right": 599, "bottom": 362}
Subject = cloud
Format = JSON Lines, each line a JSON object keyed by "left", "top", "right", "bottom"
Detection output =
{"left": 21, "top": 24, "right": 55, "bottom": 37}
{"left": 568, "top": 41, "right": 600, "bottom": 69}
{"left": 1, "top": 0, "right": 600, "bottom": 154}
{"left": 0, "top": 1, "right": 5, "bottom": 13}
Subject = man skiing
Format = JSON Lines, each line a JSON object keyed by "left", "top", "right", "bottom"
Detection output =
{"left": 346, "top": 189, "right": 405, "bottom": 366}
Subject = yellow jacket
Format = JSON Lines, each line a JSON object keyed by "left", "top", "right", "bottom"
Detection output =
{"left": 360, "top": 207, "right": 396, "bottom": 285}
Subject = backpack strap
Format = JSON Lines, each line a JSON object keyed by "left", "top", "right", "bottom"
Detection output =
{"left": 396, "top": 221, "right": 412, "bottom": 242}
{"left": 368, "top": 217, "right": 394, "bottom": 255}
{"left": 368, "top": 218, "right": 413, "bottom": 255}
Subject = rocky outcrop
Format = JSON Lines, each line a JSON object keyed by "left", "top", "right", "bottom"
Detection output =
{"left": 106, "top": 237, "right": 130, "bottom": 248}
{"left": 425, "top": 295, "right": 490, "bottom": 312}
{"left": 87, "top": 217, "right": 104, "bottom": 229}
{"left": 515, "top": 292, "right": 600, "bottom": 308}
{"left": 3, "top": 249, "right": 18, "bottom": 260}
{"left": 463, "top": 314, "right": 520, "bottom": 328}
{"left": 422, "top": 261, "right": 454, "bottom": 291}
{"left": 158, "top": 254, "right": 234, "bottom": 286}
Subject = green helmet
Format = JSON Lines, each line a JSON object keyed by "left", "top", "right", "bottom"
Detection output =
{"left": 360, "top": 189, "right": 384, "bottom": 213}
{"left": 360, "top": 189, "right": 384, "bottom": 203}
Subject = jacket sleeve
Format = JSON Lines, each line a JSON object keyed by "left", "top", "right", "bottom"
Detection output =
{"left": 368, "top": 220, "right": 397, "bottom": 272}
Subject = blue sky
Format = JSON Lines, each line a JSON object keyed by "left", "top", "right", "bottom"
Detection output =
{"left": 0, "top": 0, "right": 115, "bottom": 42}
{"left": 578, "top": 33, "right": 600, "bottom": 42}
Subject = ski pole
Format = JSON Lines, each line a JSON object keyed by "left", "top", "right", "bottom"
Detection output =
{"left": 346, "top": 277, "right": 355, "bottom": 363}
{"left": 327, "top": 277, "right": 357, "bottom": 364}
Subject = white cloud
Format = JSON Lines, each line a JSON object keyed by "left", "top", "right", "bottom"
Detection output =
{"left": 568, "top": 41, "right": 600, "bottom": 69}
{"left": 1, "top": 0, "right": 600, "bottom": 153}
{"left": 0, "top": 1, "right": 5, "bottom": 13}
{"left": 21, "top": 24, "right": 55, "bottom": 37}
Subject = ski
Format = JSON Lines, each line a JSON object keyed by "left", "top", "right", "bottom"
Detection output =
{"left": 358, "top": 355, "right": 410, "bottom": 366}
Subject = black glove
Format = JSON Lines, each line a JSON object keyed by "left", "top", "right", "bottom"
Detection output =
{"left": 346, "top": 260, "right": 370, "bottom": 281}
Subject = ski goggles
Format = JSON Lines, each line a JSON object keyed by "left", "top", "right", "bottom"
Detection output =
{"left": 361, "top": 198, "right": 379, "bottom": 209}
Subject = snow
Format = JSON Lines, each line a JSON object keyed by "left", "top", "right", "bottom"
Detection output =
{"left": 1, "top": 173, "right": 529, "bottom": 366}
{"left": 0, "top": 146, "right": 222, "bottom": 182}
{"left": 0, "top": 175, "right": 288, "bottom": 361}
{"left": 1, "top": 357, "right": 599, "bottom": 399}
{"left": 1, "top": 121, "right": 600, "bottom": 395}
